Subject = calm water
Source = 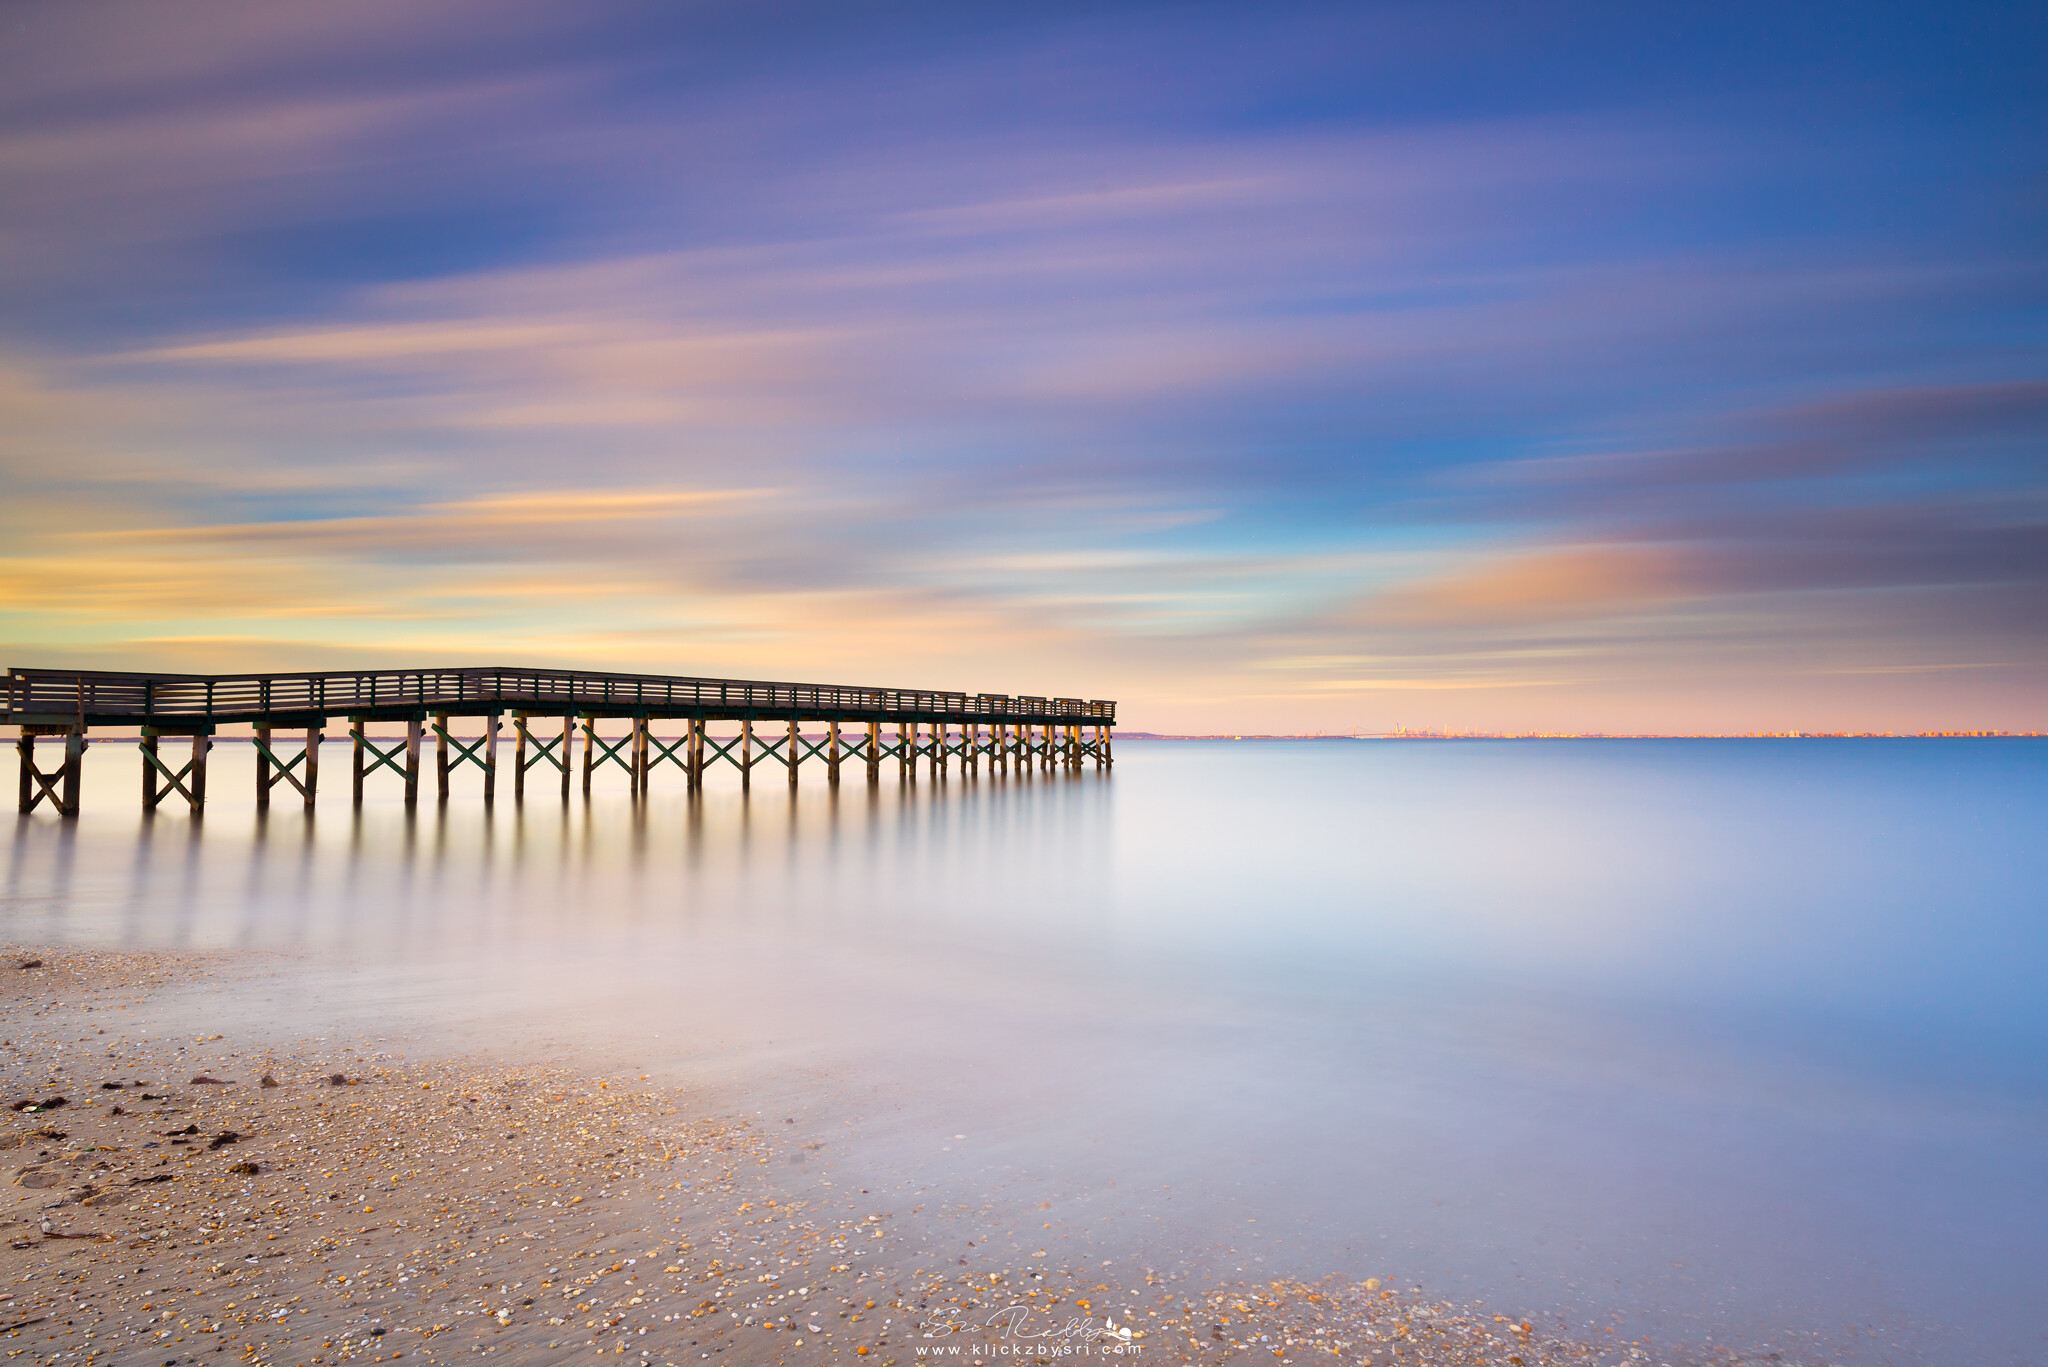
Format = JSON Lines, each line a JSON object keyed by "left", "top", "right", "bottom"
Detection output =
{"left": 7, "top": 738, "right": 2046, "bottom": 1363}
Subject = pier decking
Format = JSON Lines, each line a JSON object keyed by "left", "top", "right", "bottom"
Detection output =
{"left": 8, "top": 665, "right": 1115, "bottom": 815}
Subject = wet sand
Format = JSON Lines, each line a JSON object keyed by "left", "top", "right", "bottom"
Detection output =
{"left": 3, "top": 945, "right": 1803, "bottom": 1367}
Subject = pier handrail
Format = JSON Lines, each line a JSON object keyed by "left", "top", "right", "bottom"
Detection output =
{"left": 4, "top": 665, "right": 1116, "bottom": 725}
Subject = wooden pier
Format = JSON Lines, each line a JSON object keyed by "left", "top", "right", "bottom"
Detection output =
{"left": 7, "top": 666, "right": 1114, "bottom": 815}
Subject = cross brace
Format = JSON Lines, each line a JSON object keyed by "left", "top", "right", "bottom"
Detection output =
{"left": 141, "top": 746, "right": 199, "bottom": 808}
{"left": 359, "top": 737, "right": 408, "bottom": 779}
{"left": 646, "top": 730, "right": 690, "bottom": 772}
{"left": 430, "top": 720, "right": 492, "bottom": 774}
{"left": 515, "top": 721, "right": 569, "bottom": 773}
{"left": 21, "top": 759, "right": 69, "bottom": 813}
{"left": 251, "top": 735, "right": 310, "bottom": 798}
{"left": 701, "top": 731, "right": 747, "bottom": 772}
{"left": 584, "top": 725, "right": 635, "bottom": 774}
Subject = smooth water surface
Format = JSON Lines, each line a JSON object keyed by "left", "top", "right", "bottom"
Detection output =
{"left": 6, "top": 738, "right": 2046, "bottom": 1363}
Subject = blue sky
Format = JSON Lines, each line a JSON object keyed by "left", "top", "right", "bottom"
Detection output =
{"left": 2, "top": 0, "right": 2043, "bottom": 731}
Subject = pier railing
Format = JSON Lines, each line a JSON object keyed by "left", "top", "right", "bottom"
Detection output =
{"left": 4, "top": 665, "right": 1115, "bottom": 726}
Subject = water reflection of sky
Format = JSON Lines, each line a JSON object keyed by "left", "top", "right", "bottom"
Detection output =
{"left": 7, "top": 738, "right": 2046, "bottom": 1363}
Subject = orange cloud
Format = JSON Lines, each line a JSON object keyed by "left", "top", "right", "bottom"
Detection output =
{"left": 1351, "top": 544, "right": 1692, "bottom": 629}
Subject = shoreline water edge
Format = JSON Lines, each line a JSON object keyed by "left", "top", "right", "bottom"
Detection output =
{"left": 2, "top": 946, "right": 1818, "bottom": 1367}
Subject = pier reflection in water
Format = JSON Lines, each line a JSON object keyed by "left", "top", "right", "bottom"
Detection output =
{"left": 6, "top": 737, "right": 2048, "bottom": 1366}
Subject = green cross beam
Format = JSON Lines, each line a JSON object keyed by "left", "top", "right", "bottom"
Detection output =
{"left": 252, "top": 735, "right": 310, "bottom": 797}
{"left": 359, "top": 737, "right": 408, "bottom": 779}
{"left": 585, "top": 725, "right": 635, "bottom": 774}
{"left": 515, "top": 720, "right": 569, "bottom": 774}
{"left": 702, "top": 731, "right": 748, "bottom": 771}
{"left": 645, "top": 729, "right": 691, "bottom": 772}
{"left": 431, "top": 720, "right": 494, "bottom": 774}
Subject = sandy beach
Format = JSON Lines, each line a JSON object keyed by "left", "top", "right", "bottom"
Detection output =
{"left": 3, "top": 945, "right": 1794, "bottom": 1367}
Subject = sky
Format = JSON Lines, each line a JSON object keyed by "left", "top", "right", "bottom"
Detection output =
{"left": 1, "top": 0, "right": 2043, "bottom": 734}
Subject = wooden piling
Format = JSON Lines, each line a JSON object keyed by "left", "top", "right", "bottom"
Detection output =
{"left": 351, "top": 718, "right": 366, "bottom": 806}
{"left": 828, "top": 719, "right": 841, "bottom": 783}
{"left": 867, "top": 720, "right": 880, "bottom": 783}
{"left": 483, "top": 712, "right": 499, "bottom": 805}
{"left": 188, "top": 732, "right": 208, "bottom": 812}
{"left": 632, "top": 716, "right": 649, "bottom": 799}
{"left": 59, "top": 730, "right": 83, "bottom": 815}
{"left": 741, "top": 718, "right": 753, "bottom": 790}
{"left": 581, "top": 716, "right": 595, "bottom": 799}
{"left": 304, "top": 725, "right": 321, "bottom": 804}
{"left": 141, "top": 732, "right": 158, "bottom": 809}
{"left": 255, "top": 724, "right": 273, "bottom": 810}
{"left": 434, "top": 713, "right": 451, "bottom": 801}
{"left": 687, "top": 718, "right": 703, "bottom": 792}
{"left": 787, "top": 719, "right": 799, "bottom": 787}
{"left": 513, "top": 713, "right": 528, "bottom": 801}
{"left": 14, "top": 733, "right": 28, "bottom": 814}
{"left": 560, "top": 715, "right": 574, "bottom": 802}
{"left": 404, "top": 717, "right": 421, "bottom": 808}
